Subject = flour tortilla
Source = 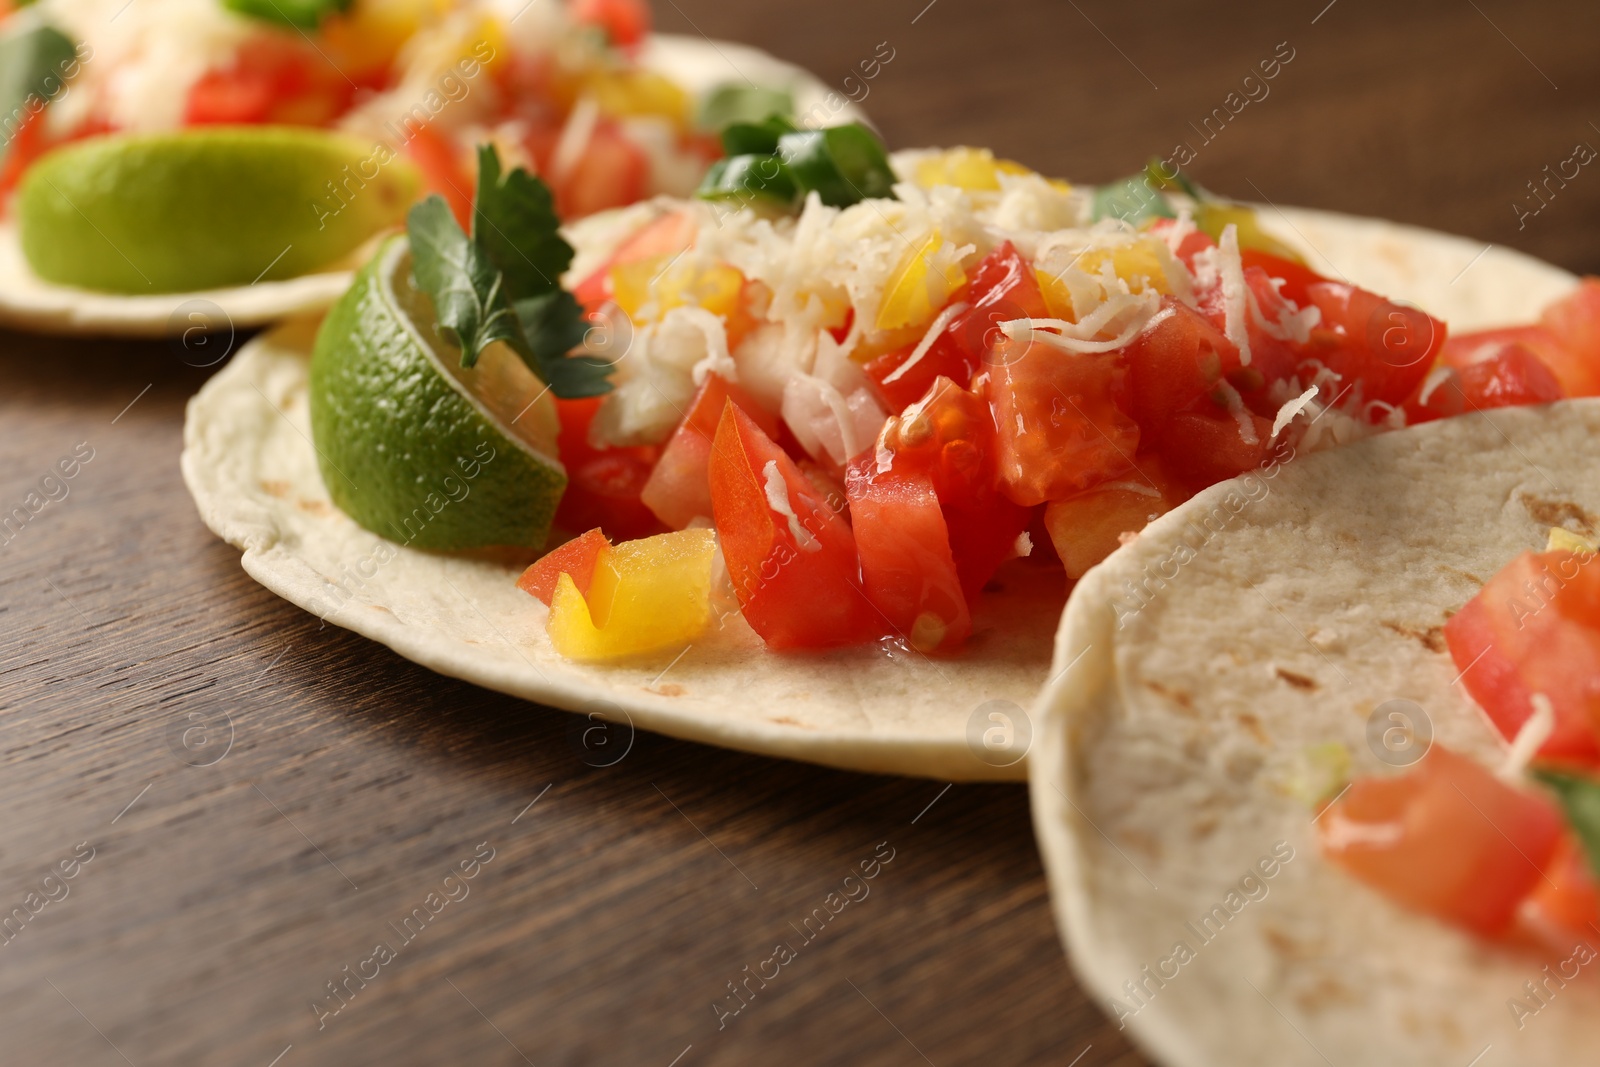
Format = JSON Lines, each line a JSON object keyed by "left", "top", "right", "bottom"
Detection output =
{"left": 0, "top": 34, "right": 853, "bottom": 338}
{"left": 181, "top": 206, "right": 1574, "bottom": 781}
{"left": 1030, "top": 399, "right": 1600, "bottom": 1065}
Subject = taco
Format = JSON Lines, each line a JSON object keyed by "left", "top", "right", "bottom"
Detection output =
{"left": 183, "top": 136, "right": 1584, "bottom": 780}
{"left": 0, "top": 0, "right": 851, "bottom": 335}
{"left": 1030, "top": 395, "right": 1600, "bottom": 1064}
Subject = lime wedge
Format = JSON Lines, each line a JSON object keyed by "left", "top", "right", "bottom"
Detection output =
{"left": 18, "top": 126, "right": 419, "bottom": 293}
{"left": 309, "top": 235, "right": 566, "bottom": 551}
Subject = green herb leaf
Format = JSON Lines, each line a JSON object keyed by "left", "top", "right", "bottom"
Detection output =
{"left": 220, "top": 0, "right": 352, "bottom": 30}
{"left": 406, "top": 147, "right": 608, "bottom": 397}
{"left": 0, "top": 22, "right": 76, "bottom": 158}
{"left": 696, "top": 118, "right": 897, "bottom": 214}
{"left": 407, "top": 195, "right": 523, "bottom": 370}
{"left": 515, "top": 291, "right": 612, "bottom": 398}
{"left": 1092, "top": 173, "right": 1176, "bottom": 225}
{"left": 471, "top": 143, "right": 573, "bottom": 303}
{"left": 697, "top": 84, "right": 795, "bottom": 133}
{"left": 1532, "top": 768, "right": 1600, "bottom": 882}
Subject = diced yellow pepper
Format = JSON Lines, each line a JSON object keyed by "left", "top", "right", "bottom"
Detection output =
{"left": 610, "top": 257, "right": 744, "bottom": 322}
{"left": 1194, "top": 203, "right": 1307, "bottom": 265}
{"left": 914, "top": 147, "right": 1033, "bottom": 192}
{"left": 324, "top": 0, "right": 448, "bottom": 78}
{"left": 546, "top": 530, "right": 718, "bottom": 661}
{"left": 1034, "top": 268, "right": 1076, "bottom": 321}
{"left": 1547, "top": 526, "right": 1599, "bottom": 553}
{"left": 584, "top": 69, "right": 692, "bottom": 129}
{"left": 1075, "top": 236, "right": 1172, "bottom": 294}
{"left": 876, "top": 227, "right": 966, "bottom": 332}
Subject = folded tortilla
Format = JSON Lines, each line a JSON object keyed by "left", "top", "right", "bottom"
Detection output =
{"left": 0, "top": 35, "right": 853, "bottom": 338}
{"left": 182, "top": 205, "right": 1574, "bottom": 781}
{"left": 1030, "top": 398, "right": 1600, "bottom": 1065}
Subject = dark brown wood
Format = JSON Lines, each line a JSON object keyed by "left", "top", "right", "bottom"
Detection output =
{"left": 2, "top": 1, "right": 1595, "bottom": 1064}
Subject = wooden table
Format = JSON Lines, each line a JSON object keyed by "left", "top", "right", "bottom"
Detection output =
{"left": 4, "top": 1, "right": 1596, "bottom": 1064}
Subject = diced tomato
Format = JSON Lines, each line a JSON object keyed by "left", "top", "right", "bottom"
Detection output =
{"left": 639, "top": 374, "right": 778, "bottom": 529}
{"left": 0, "top": 108, "right": 49, "bottom": 200}
{"left": 1043, "top": 459, "right": 1182, "bottom": 579}
{"left": 1317, "top": 746, "right": 1563, "bottom": 935}
{"left": 1450, "top": 342, "right": 1565, "bottom": 409}
{"left": 1539, "top": 278, "right": 1600, "bottom": 397}
{"left": 865, "top": 241, "right": 1049, "bottom": 414}
{"left": 1122, "top": 296, "right": 1242, "bottom": 427}
{"left": 572, "top": 208, "right": 698, "bottom": 313}
{"left": 874, "top": 376, "right": 1031, "bottom": 599}
{"left": 1443, "top": 550, "right": 1600, "bottom": 762}
{"left": 1399, "top": 365, "right": 1467, "bottom": 425}
{"left": 517, "top": 528, "right": 610, "bottom": 605}
{"left": 1301, "top": 281, "right": 1445, "bottom": 411}
{"left": 185, "top": 41, "right": 354, "bottom": 127}
{"left": 571, "top": 0, "right": 651, "bottom": 48}
{"left": 989, "top": 338, "right": 1138, "bottom": 507}
{"left": 1155, "top": 409, "right": 1275, "bottom": 493}
{"left": 406, "top": 124, "right": 475, "bottom": 228}
{"left": 1239, "top": 248, "right": 1327, "bottom": 309}
{"left": 553, "top": 397, "right": 665, "bottom": 542}
{"left": 1145, "top": 218, "right": 1215, "bottom": 270}
{"left": 553, "top": 119, "right": 648, "bottom": 220}
{"left": 1527, "top": 834, "right": 1600, "bottom": 939}
{"left": 845, "top": 460, "right": 970, "bottom": 651}
{"left": 708, "top": 403, "right": 878, "bottom": 649}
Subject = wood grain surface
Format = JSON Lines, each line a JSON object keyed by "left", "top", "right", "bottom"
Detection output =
{"left": 3, "top": 1, "right": 1596, "bottom": 1065}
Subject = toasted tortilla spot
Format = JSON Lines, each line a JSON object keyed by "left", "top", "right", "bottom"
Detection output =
{"left": 1437, "top": 564, "right": 1484, "bottom": 586}
{"left": 1519, "top": 492, "right": 1598, "bottom": 536}
{"left": 1380, "top": 620, "right": 1447, "bottom": 653}
{"left": 1235, "top": 711, "right": 1271, "bottom": 745}
{"left": 1144, "top": 679, "right": 1196, "bottom": 712}
{"left": 1274, "top": 667, "right": 1318, "bottom": 690}
{"left": 260, "top": 480, "right": 291, "bottom": 498}
{"left": 649, "top": 683, "right": 686, "bottom": 697}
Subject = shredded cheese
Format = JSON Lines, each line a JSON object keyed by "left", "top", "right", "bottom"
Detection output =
{"left": 1269, "top": 386, "right": 1321, "bottom": 444}
{"left": 1500, "top": 695, "right": 1555, "bottom": 780}
{"left": 882, "top": 300, "right": 970, "bottom": 385}
{"left": 762, "top": 460, "right": 821, "bottom": 552}
{"left": 1216, "top": 224, "right": 1252, "bottom": 366}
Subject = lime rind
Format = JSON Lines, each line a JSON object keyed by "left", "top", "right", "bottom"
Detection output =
{"left": 309, "top": 235, "right": 566, "bottom": 551}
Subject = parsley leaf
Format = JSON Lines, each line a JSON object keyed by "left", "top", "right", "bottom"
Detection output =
{"left": 406, "top": 196, "right": 523, "bottom": 369}
{"left": 220, "top": 0, "right": 352, "bottom": 30}
{"left": 406, "top": 145, "right": 610, "bottom": 397}
{"left": 1533, "top": 768, "right": 1600, "bottom": 881}
{"left": 0, "top": 23, "right": 76, "bottom": 158}
{"left": 472, "top": 144, "right": 573, "bottom": 303}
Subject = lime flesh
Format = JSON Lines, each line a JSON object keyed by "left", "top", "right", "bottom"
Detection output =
{"left": 18, "top": 126, "right": 419, "bottom": 293}
{"left": 309, "top": 235, "right": 566, "bottom": 551}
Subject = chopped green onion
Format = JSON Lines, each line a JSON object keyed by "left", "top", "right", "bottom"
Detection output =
{"left": 697, "top": 84, "right": 795, "bottom": 132}
{"left": 696, "top": 117, "right": 897, "bottom": 214}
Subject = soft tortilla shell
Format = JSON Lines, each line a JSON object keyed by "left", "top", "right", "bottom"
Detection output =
{"left": 1030, "top": 400, "right": 1600, "bottom": 1066}
{"left": 183, "top": 206, "right": 1573, "bottom": 781}
{"left": 0, "top": 34, "right": 854, "bottom": 338}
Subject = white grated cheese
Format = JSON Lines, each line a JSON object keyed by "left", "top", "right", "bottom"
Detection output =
{"left": 762, "top": 460, "right": 821, "bottom": 552}
{"left": 1215, "top": 224, "right": 1252, "bottom": 366}
{"left": 1500, "top": 695, "right": 1555, "bottom": 780}
{"left": 882, "top": 300, "right": 969, "bottom": 385}
{"left": 1269, "top": 386, "right": 1321, "bottom": 443}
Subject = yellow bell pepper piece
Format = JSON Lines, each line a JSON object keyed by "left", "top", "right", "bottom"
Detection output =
{"left": 876, "top": 227, "right": 967, "bottom": 332}
{"left": 1034, "top": 268, "right": 1076, "bottom": 322}
{"left": 1075, "top": 236, "right": 1172, "bottom": 294}
{"left": 913, "top": 147, "right": 1034, "bottom": 192}
{"left": 1194, "top": 204, "right": 1307, "bottom": 266}
{"left": 546, "top": 530, "right": 718, "bottom": 661}
{"left": 584, "top": 69, "right": 692, "bottom": 129}
{"left": 610, "top": 257, "right": 744, "bottom": 322}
